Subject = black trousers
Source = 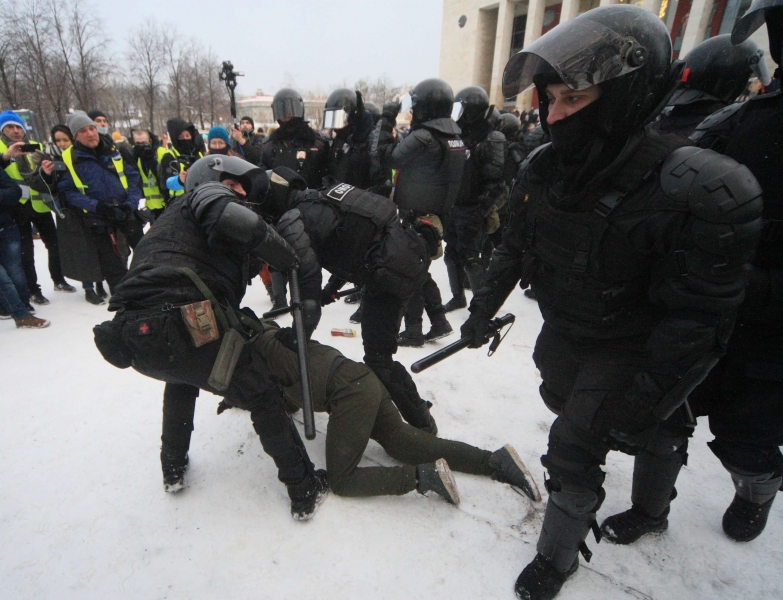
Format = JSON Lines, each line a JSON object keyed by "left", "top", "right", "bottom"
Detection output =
{"left": 120, "top": 310, "right": 313, "bottom": 487}
{"left": 81, "top": 215, "right": 129, "bottom": 290}
{"left": 404, "top": 273, "right": 443, "bottom": 329}
{"left": 14, "top": 202, "right": 64, "bottom": 294}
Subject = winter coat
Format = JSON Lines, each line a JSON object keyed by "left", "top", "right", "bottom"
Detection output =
{"left": 0, "top": 166, "right": 22, "bottom": 228}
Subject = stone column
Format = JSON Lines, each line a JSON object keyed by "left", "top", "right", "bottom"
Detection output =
{"left": 560, "top": 0, "right": 581, "bottom": 22}
{"left": 516, "top": 0, "right": 548, "bottom": 110}
{"left": 679, "top": 0, "right": 715, "bottom": 56}
{"left": 642, "top": 0, "right": 664, "bottom": 15}
{"left": 489, "top": 0, "right": 518, "bottom": 107}
{"left": 599, "top": 0, "right": 619, "bottom": 6}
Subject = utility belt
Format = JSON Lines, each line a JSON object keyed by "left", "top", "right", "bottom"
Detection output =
{"left": 94, "top": 268, "right": 267, "bottom": 392}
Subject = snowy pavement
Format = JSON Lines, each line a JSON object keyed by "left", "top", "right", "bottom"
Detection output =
{"left": 1, "top": 240, "right": 781, "bottom": 599}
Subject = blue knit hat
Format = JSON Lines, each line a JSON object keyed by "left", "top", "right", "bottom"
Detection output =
{"left": 208, "top": 126, "right": 230, "bottom": 145}
{"left": 0, "top": 110, "right": 26, "bottom": 134}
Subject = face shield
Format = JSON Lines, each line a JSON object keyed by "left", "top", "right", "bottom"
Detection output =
{"left": 400, "top": 93, "right": 414, "bottom": 113}
{"left": 749, "top": 49, "right": 772, "bottom": 85}
{"left": 502, "top": 18, "right": 650, "bottom": 98}
{"left": 731, "top": 0, "right": 782, "bottom": 43}
{"left": 273, "top": 97, "right": 304, "bottom": 121}
{"left": 451, "top": 102, "right": 464, "bottom": 121}
{"left": 323, "top": 108, "right": 350, "bottom": 129}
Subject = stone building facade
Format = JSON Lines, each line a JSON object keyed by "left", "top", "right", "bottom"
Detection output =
{"left": 439, "top": 0, "right": 772, "bottom": 110}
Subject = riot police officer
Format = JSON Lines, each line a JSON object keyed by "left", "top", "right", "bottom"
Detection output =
{"left": 442, "top": 86, "right": 506, "bottom": 312}
{"left": 323, "top": 88, "right": 375, "bottom": 189}
{"left": 651, "top": 34, "right": 770, "bottom": 137}
{"left": 374, "top": 78, "right": 467, "bottom": 346}
{"left": 460, "top": 6, "right": 763, "bottom": 598}
{"left": 255, "top": 167, "right": 438, "bottom": 435}
{"left": 260, "top": 88, "right": 329, "bottom": 310}
{"left": 94, "top": 155, "right": 328, "bottom": 521}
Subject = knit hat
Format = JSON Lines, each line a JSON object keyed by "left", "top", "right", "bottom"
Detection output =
{"left": 0, "top": 110, "right": 26, "bottom": 134}
{"left": 208, "top": 125, "right": 230, "bottom": 145}
{"left": 66, "top": 110, "right": 95, "bottom": 136}
{"left": 111, "top": 131, "right": 123, "bottom": 141}
{"left": 50, "top": 124, "right": 73, "bottom": 141}
{"left": 88, "top": 109, "right": 108, "bottom": 121}
{"left": 240, "top": 116, "right": 255, "bottom": 127}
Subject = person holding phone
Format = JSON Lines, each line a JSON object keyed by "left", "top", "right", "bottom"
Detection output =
{"left": 0, "top": 110, "right": 74, "bottom": 307}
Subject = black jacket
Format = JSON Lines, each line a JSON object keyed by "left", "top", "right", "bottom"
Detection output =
{"left": 455, "top": 119, "right": 506, "bottom": 211}
{"left": 327, "top": 111, "right": 375, "bottom": 189}
{"left": 260, "top": 119, "right": 328, "bottom": 188}
{"left": 0, "top": 166, "right": 22, "bottom": 228}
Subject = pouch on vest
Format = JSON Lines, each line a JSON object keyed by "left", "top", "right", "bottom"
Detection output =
{"left": 208, "top": 327, "right": 245, "bottom": 392}
{"left": 371, "top": 225, "right": 430, "bottom": 298}
{"left": 180, "top": 300, "right": 219, "bottom": 347}
{"left": 93, "top": 319, "right": 133, "bottom": 369}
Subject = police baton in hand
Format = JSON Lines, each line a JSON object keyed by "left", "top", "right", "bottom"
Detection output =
{"left": 411, "top": 313, "right": 515, "bottom": 374}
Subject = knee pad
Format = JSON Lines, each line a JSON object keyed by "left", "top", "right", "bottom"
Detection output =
{"left": 549, "top": 482, "right": 602, "bottom": 517}
{"left": 539, "top": 382, "right": 566, "bottom": 415}
{"left": 725, "top": 464, "right": 783, "bottom": 504}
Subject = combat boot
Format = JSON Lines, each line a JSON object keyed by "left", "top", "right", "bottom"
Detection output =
{"left": 721, "top": 467, "right": 781, "bottom": 542}
{"left": 398, "top": 324, "right": 425, "bottom": 347}
{"left": 417, "top": 458, "right": 460, "bottom": 505}
{"left": 515, "top": 554, "right": 578, "bottom": 600}
{"left": 489, "top": 445, "right": 542, "bottom": 502}
{"left": 289, "top": 469, "right": 330, "bottom": 521}
{"left": 161, "top": 450, "right": 189, "bottom": 493}
{"left": 349, "top": 303, "right": 363, "bottom": 324}
{"left": 443, "top": 257, "right": 467, "bottom": 312}
{"left": 425, "top": 309, "right": 453, "bottom": 342}
{"left": 600, "top": 505, "right": 670, "bottom": 544}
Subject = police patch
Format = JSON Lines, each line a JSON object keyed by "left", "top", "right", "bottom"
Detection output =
{"left": 447, "top": 139, "right": 465, "bottom": 149}
{"left": 326, "top": 183, "right": 355, "bottom": 202}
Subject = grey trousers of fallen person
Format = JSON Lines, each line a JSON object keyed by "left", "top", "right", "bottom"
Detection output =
{"left": 256, "top": 328, "right": 493, "bottom": 497}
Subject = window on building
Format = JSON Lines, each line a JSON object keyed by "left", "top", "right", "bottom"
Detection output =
{"left": 510, "top": 14, "right": 527, "bottom": 56}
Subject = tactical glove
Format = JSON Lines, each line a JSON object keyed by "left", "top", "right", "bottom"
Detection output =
{"left": 95, "top": 203, "right": 127, "bottom": 222}
{"left": 460, "top": 311, "right": 492, "bottom": 348}
{"left": 320, "top": 280, "right": 343, "bottom": 306}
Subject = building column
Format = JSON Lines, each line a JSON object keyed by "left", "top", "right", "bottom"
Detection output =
{"left": 489, "top": 1, "right": 517, "bottom": 107}
{"left": 599, "top": 0, "right": 619, "bottom": 5}
{"left": 642, "top": 0, "right": 664, "bottom": 15}
{"left": 679, "top": 0, "right": 715, "bottom": 55}
{"left": 560, "top": 0, "right": 581, "bottom": 22}
{"left": 516, "top": 0, "right": 548, "bottom": 110}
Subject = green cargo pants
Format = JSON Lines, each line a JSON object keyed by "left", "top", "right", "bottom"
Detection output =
{"left": 256, "top": 328, "right": 494, "bottom": 497}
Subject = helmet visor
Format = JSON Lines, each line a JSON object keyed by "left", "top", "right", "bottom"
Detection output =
{"left": 502, "top": 18, "right": 651, "bottom": 98}
{"left": 731, "top": 0, "right": 782, "bottom": 43}
{"left": 323, "top": 108, "right": 350, "bottom": 129}
{"left": 273, "top": 97, "right": 303, "bottom": 120}
{"left": 749, "top": 49, "right": 772, "bottom": 85}
{"left": 451, "top": 102, "right": 464, "bottom": 121}
{"left": 400, "top": 93, "right": 414, "bottom": 113}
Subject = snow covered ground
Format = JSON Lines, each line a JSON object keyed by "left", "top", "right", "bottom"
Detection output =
{"left": 1, "top": 240, "right": 781, "bottom": 599}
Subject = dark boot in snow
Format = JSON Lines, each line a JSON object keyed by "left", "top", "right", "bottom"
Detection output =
{"left": 723, "top": 494, "right": 775, "bottom": 542}
{"left": 161, "top": 451, "right": 189, "bottom": 493}
{"left": 417, "top": 459, "right": 460, "bottom": 505}
{"left": 398, "top": 325, "right": 425, "bottom": 347}
{"left": 600, "top": 506, "right": 669, "bottom": 544}
{"left": 349, "top": 304, "right": 363, "bottom": 324}
{"left": 515, "top": 553, "right": 578, "bottom": 600}
{"left": 289, "top": 469, "right": 329, "bottom": 521}
{"left": 425, "top": 310, "right": 453, "bottom": 342}
{"left": 489, "top": 444, "right": 542, "bottom": 502}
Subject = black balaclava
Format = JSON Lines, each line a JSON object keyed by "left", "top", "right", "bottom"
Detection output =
{"left": 209, "top": 145, "right": 230, "bottom": 156}
{"left": 547, "top": 98, "right": 603, "bottom": 157}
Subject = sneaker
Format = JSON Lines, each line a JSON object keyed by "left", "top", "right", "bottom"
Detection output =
{"left": 425, "top": 319, "right": 454, "bottom": 342}
{"left": 15, "top": 315, "right": 50, "bottom": 329}
{"left": 416, "top": 458, "right": 460, "bottom": 505}
{"left": 398, "top": 327, "right": 425, "bottom": 348}
{"left": 349, "top": 306, "right": 363, "bottom": 324}
{"left": 162, "top": 452, "right": 189, "bottom": 493}
{"left": 53, "top": 281, "right": 77, "bottom": 292}
{"left": 442, "top": 296, "right": 467, "bottom": 313}
{"left": 600, "top": 506, "right": 669, "bottom": 544}
{"left": 489, "top": 444, "right": 542, "bottom": 502}
{"left": 344, "top": 291, "right": 362, "bottom": 304}
{"left": 30, "top": 292, "right": 49, "bottom": 305}
{"left": 515, "top": 553, "right": 578, "bottom": 600}
{"left": 85, "top": 290, "right": 106, "bottom": 305}
{"left": 722, "top": 494, "right": 775, "bottom": 542}
{"left": 290, "top": 469, "right": 330, "bottom": 521}
{"left": 96, "top": 283, "right": 108, "bottom": 299}
{"left": 0, "top": 305, "right": 10, "bottom": 320}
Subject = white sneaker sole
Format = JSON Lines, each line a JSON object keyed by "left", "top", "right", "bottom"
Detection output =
{"left": 504, "top": 444, "right": 542, "bottom": 502}
{"left": 436, "top": 458, "right": 461, "bottom": 506}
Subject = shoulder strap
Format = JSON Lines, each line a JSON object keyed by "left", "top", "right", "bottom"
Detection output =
{"left": 178, "top": 267, "right": 231, "bottom": 331}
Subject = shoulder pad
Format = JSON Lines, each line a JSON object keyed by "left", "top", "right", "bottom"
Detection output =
{"left": 660, "top": 146, "right": 763, "bottom": 224}
{"left": 690, "top": 102, "right": 744, "bottom": 140}
{"left": 486, "top": 130, "right": 506, "bottom": 143}
{"left": 189, "top": 182, "right": 233, "bottom": 221}
{"left": 276, "top": 207, "right": 302, "bottom": 233}
{"left": 517, "top": 143, "right": 550, "bottom": 177}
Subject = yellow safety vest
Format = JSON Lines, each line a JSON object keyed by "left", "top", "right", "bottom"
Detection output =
{"left": 0, "top": 139, "right": 49, "bottom": 213}
{"left": 137, "top": 146, "right": 168, "bottom": 210}
{"left": 62, "top": 146, "right": 129, "bottom": 214}
{"left": 168, "top": 147, "right": 203, "bottom": 197}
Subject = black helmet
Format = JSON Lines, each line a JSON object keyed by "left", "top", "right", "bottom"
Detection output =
{"left": 732, "top": 0, "right": 783, "bottom": 65}
{"left": 184, "top": 155, "right": 260, "bottom": 195}
{"left": 401, "top": 78, "right": 454, "bottom": 123}
{"left": 497, "top": 113, "right": 521, "bottom": 137}
{"left": 503, "top": 5, "right": 682, "bottom": 138}
{"left": 323, "top": 88, "right": 359, "bottom": 129}
{"left": 671, "top": 35, "right": 770, "bottom": 106}
{"left": 365, "top": 101, "right": 381, "bottom": 124}
{"left": 453, "top": 86, "right": 490, "bottom": 124}
{"left": 272, "top": 88, "right": 305, "bottom": 122}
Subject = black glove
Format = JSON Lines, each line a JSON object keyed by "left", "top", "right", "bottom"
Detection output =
{"left": 382, "top": 101, "right": 401, "bottom": 123}
{"left": 320, "top": 280, "right": 343, "bottom": 306}
{"left": 95, "top": 203, "right": 127, "bottom": 222}
{"left": 414, "top": 220, "right": 440, "bottom": 257}
{"left": 460, "top": 311, "right": 492, "bottom": 349}
{"left": 274, "top": 326, "right": 298, "bottom": 352}
{"left": 136, "top": 207, "right": 154, "bottom": 224}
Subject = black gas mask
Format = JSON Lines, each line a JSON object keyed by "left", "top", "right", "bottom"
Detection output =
{"left": 134, "top": 143, "right": 154, "bottom": 159}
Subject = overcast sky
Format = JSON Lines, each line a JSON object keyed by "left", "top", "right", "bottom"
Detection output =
{"left": 104, "top": 0, "right": 443, "bottom": 97}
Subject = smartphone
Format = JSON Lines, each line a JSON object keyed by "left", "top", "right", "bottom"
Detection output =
{"left": 233, "top": 123, "right": 240, "bottom": 130}
{"left": 18, "top": 144, "right": 38, "bottom": 152}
